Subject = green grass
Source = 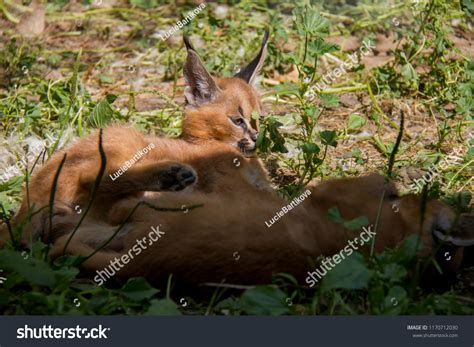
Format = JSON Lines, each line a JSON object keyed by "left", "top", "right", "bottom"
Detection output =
{"left": 0, "top": 0, "right": 472, "bottom": 315}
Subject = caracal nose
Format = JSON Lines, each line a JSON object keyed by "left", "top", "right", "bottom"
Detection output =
{"left": 250, "top": 130, "right": 258, "bottom": 142}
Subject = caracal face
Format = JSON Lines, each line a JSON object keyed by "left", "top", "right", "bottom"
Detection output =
{"left": 181, "top": 31, "right": 269, "bottom": 156}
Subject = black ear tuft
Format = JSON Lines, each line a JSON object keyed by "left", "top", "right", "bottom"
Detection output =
{"left": 235, "top": 29, "right": 269, "bottom": 84}
{"left": 183, "top": 35, "right": 221, "bottom": 107}
{"left": 183, "top": 35, "right": 196, "bottom": 52}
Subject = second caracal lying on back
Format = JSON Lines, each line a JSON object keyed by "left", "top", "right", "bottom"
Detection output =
{"left": 49, "top": 173, "right": 473, "bottom": 286}
{"left": 6, "top": 31, "right": 271, "bottom": 244}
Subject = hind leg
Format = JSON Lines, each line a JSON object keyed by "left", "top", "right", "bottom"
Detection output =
{"left": 50, "top": 223, "right": 126, "bottom": 267}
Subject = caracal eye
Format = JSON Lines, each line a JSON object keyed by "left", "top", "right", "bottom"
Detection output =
{"left": 232, "top": 117, "right": 245, "bottom": 126}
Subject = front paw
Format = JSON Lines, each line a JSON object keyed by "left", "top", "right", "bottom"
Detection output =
{"left": 157, "top": 164, "right": 197, "bottom": 191}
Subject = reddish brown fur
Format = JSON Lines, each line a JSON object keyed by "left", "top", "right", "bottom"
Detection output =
{"left": 5, "top": 122, "right": 269, "bottom": 245}
{"left": 182, "top": 77, "right": 263, "bottom": 146}
{"left": 48, "top": 173, "right": 465, "bottom": 286}
{"left": 3, "top": 35, "right": 270, "bottom": 245}
{"left": 1, "top": 32, "right": 470, "bottom": 287}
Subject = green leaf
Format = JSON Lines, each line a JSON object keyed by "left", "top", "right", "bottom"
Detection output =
{"left": 0, "top": 250, "right": 56, "bottom": 287}
{"left": 98, "top": 74, "right": 114, "bottom": 84}
{"left": 380, "top": 263, "right": 407, "bottom": 283}
{"left": 455, "top": 97, "right": 473, "bottom": 116}
{"left": 319, "top": 130, "right": 338, "bottom": 147}
{"left": 260, "top": 116, "right": 287, "bottom": 153}
{"left": 293, "top": 7, "right": 330, "bottom": 37}
{"left": 256, "top": 129, "right": 272, "bottom": 152}
{"left": 301, "top": 142, "right": 320, "bottom": 154}
{"left": 240, "top": 286, "right": 290, "bottom": 315}
{"left": 215, "top": 297, "right": 242, "bottom": 313}
{"left": 461, "top": 0, "right": 474, "bottom": 15}
{"left": 328, "top": 207, "right": 368, "bottom": 230}
{"left": 0, "top": 176, "right": 24, "bottom": 194}
{"left": 400, "top": 63, "right": 418, "bottom": 81}
{"left": 391, "top": 235, "right": 422, "bottom": 265}
{"left": 304, "top": 105, "right": 320, "bottom": 120}
{"left": 328, "top": 206, "right": 344, "bottom": 224}
{"left": 343, "top": 216, "right": 369, "bottom": 230}
{"left": 443, "top": 191, "right": 472, "bottom": 211}
{"left": 146, "top": 298, "right": 181, "bottom": 315}
{"left": 47, "top": 53, "right": 62, "bottom": 67}
{"left": 105, "top": 93, "right": 118, "bottom": 104}
{"left": 373, "top": 135, "right": 388, "bottom": 155}
{"left": 53, "top": 266, "right": 79, "bottom": 285}
{"left": 121, "top": 277, "right": 159, "bottom": 301}
{"left": 89, "top": 98, "right": 115, "bottom": 128}
{"left": 347, "top": 114, "right": 366, "bottom": 131}
{"left": 458, "top": 81, "right": 473, "bottom": 98}
{"left": 274, "top": 81, "right": 300, "bottom": 97}
{"left": 321, "top": 252, "right": 370, "bottom": 291}
{"left": 320, "top": 94, "right": 339, "bottom": 108}
{"left": 308, "top": 38, "right": 339, "bottom": 56}
{"left": 53, "top": 255, "right": 87, "bottom": 267}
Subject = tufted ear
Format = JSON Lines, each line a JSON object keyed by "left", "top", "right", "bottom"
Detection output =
{"left": 183, "top": 35, "right": 221, "bottom": 107}
{"left": 234, "top": 30, "right": 269, "bottom": 85}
